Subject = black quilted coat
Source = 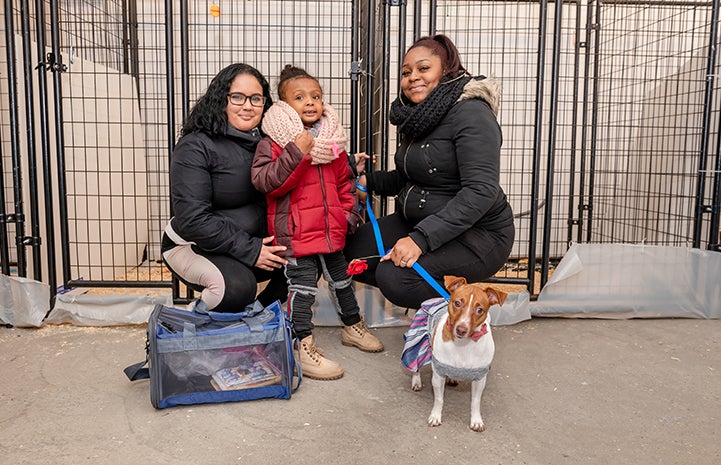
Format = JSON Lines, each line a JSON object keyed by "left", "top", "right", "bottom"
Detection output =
{"left": 366, "top": 77, "right": 514, "bottom": 253}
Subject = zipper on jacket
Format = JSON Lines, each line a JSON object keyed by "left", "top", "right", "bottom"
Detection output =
{"left": 402, "top": 142, "right": 413, "bottom": 178}
{"left": 402, "top": 184, "right": 415, "bottom": 217}
{"left": 401, "top": 141, "right": 414, "bottom": 218}
{"left": 318, "top": 166, "right": 332, "bottom": 250}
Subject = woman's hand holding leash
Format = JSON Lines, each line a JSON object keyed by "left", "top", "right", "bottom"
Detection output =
{"left": 381, "top": 236, "right": 422, "bottom": 268}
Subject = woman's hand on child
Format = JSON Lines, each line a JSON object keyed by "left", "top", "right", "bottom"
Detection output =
{"left": 294, "top": 131, "right": 315, "bottom": 154}
{"left": 354, "top": 152, "right": 376, "bottom": 175}
{"left": 255, "top": 236, "right": 288, "bottom": 271}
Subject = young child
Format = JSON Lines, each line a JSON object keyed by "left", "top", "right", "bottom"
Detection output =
{"left": 251, "top": 65, "right": 383, "bottom": 380}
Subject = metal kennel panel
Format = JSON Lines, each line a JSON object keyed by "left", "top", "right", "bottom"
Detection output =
{"left": 1, "top": 2, "right": 20, "bottom": 278}
{"left": 427, "top": 0, "right": 720, "bottom": 292}
{"left": 374, "top": 0, "right": 583, "bottom": 292}
{"left": 584, "top": 0, "right": 720, "bottom": 250}
{"left": 50, "top": 0, "right": 160, "bottom": 290}
{"left": 45, "top": 1, "right": 357, "bottom": 294}
{"left": 1, "top": 0, "right": 50, "bottom": 283}
{"left": 432, "top": 0, "right": 583, "bottom": 292}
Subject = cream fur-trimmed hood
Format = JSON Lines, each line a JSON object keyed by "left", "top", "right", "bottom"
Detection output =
{"left": 458, "top": 76, "right": 501, "bottom": 117}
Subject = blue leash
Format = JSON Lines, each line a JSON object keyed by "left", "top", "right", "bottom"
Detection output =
{"left": 365, "top": 197, "right": 450, "bottom": 301}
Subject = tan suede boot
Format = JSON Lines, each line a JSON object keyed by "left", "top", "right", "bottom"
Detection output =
{"left": 297, "top": 335, "right": 344, "bottom": 380}
{"left": 341, "top": 316, "right": 384, "bottom": 353}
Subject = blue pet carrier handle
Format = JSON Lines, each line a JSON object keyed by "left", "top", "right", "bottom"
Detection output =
{"left": 190, "top": 299, "right": 275, "bottom": 332}
{"left": 124, "top": 360, "right": 149, "bottom": 381}
{"left": 193, "top": 299, "right": 265, "bottom": 320}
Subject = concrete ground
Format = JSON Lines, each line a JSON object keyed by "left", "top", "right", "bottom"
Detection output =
{"left": 1, "top": 317, "right": 720, "bottom": 465}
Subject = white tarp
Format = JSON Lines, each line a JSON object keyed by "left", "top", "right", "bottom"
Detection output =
{"left": 42, "top": 280, "right": 529, "bottom": 328}
{"left": 0, "top": 274, "right": 50, "bottom": 327}
{"left": 45, "top": 293, "right": 172, "bottom": 326}
{"left": 533, "top": 243, "right": 721, "bottom": 319}
{"left": 14, "top": 243, "right": 719, "bottom": 327}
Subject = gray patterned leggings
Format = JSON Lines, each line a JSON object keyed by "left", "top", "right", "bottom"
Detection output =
{"left": 285, "top": 251, "right": 361, "bottom": 339}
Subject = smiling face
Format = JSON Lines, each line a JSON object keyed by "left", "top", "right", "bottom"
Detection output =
{"left": 225, "top": 73, "right": 264, "bottom": 131}
{"left": 282, "top": 77, "right": 323, "bottom": 126}
{"left": 401, "top": 46, "right": 445, "bottom": 104}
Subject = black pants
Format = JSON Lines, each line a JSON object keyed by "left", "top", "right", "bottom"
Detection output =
{"left": 161, "top": 233, "right": 288, "bottom": 312}
{"left": 285, "top": 251, "right": 361, "bottom": 340}
{"left": 344, "top": 212, "right": 515, "bottom": 309}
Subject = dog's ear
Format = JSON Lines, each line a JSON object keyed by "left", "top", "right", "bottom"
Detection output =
{"left": 485, "top": 287, "right": 508, "bottom": 307}
{"left": 444, "top": 275, "right": 467, "bottom": 292}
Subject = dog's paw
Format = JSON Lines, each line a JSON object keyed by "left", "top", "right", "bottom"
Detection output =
{"left": 428, "top": 406, "right": 443, "bottom": 427}
{"left": 470, "top": 416, "right": 486, "bottom": 432}
{"left": 427, "top": 413, "right": 442, "bottom": 427}
{"left": 411, "top": 373, "right": 422, "bottom": 391}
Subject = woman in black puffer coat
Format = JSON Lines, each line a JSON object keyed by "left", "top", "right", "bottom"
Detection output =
{"left": 161, "top": 63, "right": 288, "bottom": 312}
{"left": 346, "top": 35, "right": 515, "bottom": 309}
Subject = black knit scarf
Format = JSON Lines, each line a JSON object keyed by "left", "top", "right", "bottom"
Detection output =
{"left": 389, "top": 73, "right": 472, "bottom": 139}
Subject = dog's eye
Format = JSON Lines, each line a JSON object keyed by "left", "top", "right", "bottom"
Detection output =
{"left": 475, "top": 306, "right": 484, "bottom": 315}
{"left": 453, "top": 300, "right": 462, "bottom": 308}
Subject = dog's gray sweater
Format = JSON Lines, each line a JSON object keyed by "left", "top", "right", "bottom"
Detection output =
{"left": 431, "top": 356, "right": 490, "bottom": 381}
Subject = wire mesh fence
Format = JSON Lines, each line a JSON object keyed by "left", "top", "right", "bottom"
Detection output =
{"left": 1, "top": 0, "right": 719, "bottom": 300}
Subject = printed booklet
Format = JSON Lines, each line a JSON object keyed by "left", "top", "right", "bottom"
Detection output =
{"left": 211, "top": 360, "right": 282, "bottom": 391}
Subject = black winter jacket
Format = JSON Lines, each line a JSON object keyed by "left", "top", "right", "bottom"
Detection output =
{"left": 164, "top": 127, "right": 268, "bottom": 267}
{"left": 367, "top": 77, "right": 514, "bottom": 253}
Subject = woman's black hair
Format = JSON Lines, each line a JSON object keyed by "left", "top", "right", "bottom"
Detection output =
{"left": 406, "top": 34, "right": 467, "bottom": 80}
{"left": 180, "top": 63, "right": 272, "bottom": 137}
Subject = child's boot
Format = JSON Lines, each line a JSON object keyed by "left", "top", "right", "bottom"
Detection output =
{"left": 297, "top": 335, "right": 344, "bottom": 380}
{"left": 341, "top": 316, "right": 384, "bottom": 353}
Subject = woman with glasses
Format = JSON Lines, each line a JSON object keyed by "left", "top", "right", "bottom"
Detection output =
{"left": 161, "top": 63, "right": 289, "bottom": 312}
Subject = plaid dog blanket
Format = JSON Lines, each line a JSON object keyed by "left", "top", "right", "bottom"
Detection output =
{"left": 401, "top": 298, "right": 447, "bottom": 372}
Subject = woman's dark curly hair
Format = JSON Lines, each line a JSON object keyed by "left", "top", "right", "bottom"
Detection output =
{"left": 180, "top": 63, "right": 273, "bottom": 137}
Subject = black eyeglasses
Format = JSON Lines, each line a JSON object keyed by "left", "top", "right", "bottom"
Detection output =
{"left": 227, "top": 92, "right": 266, "bottom": 107}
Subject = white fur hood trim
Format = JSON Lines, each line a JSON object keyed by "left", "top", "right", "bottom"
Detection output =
{"left": 458, "top": 76, "right": 501, "bottom": 117}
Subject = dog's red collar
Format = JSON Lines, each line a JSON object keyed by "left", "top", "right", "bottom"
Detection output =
{"left": 471, "top": 323, "right": 488, "bottom": 342}
{"left": 445, "top": 321, "right": 488, "bottom": 342}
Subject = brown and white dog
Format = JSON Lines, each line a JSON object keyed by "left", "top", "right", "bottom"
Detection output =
{"left": 410, "top": 276, "right": 507, "bottom": 432}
